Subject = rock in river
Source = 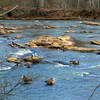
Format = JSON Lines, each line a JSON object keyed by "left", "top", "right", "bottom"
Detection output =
{"left": 82, "top": 21, "right": 100, "bottom": 26}
{"left": 23, "top": 56, "right": 42, "bottom": 64}
{"left": 7, "top": 55, "right": 42, "bottom": 65}
{"left": 7, "top": 57, "right": 21, "bottom": 63}
{"left": 26, "top": 35, "right": 100, "bottom": 52}
{"left": 26, "top": 35, "right": 74, "bottom": 48}
{"left": 91, "top": 40, "right": 100, "bottom": 45}
{"left": 16, "top": 35, "right": 23, "bottom": 39}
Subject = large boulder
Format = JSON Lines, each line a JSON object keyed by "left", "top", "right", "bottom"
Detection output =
{"left": 26, "top": 35, "right": 74, "bottom": 49}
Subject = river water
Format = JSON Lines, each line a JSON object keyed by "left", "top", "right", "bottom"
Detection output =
{"left": 0, "top": 20, "right": 100, "bottom": 100}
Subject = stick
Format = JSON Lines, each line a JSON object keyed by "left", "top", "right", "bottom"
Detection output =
{"left": 3, "top": 80, "right": 22, "bottom": 96}
{"left": 88, "top": 83, "right": 100, "bottom": 100}
{"left": 0, "top": 5, "right": 18, "bottom": 17}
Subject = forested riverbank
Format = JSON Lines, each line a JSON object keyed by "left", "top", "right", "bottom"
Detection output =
{"left": 0, "top": 0, "right": 100, "bottom": 20}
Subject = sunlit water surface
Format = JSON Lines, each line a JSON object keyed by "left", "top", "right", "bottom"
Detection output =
{"left": 0, "top": 20, "right": 100, "bottom": 100}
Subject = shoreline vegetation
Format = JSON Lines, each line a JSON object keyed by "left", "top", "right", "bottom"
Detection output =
{"left": 0, "top": 7, "right": 100, "bottom": 20}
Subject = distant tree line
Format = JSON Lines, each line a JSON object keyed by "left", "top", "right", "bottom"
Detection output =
{"left": 0, "top": 0, "right": 100, "bottom": 9}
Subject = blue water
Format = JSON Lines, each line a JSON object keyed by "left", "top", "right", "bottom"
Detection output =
{"left": 0, "top": 20, "right": 100, "bottom": 100}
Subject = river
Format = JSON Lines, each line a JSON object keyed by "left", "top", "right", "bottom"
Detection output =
{"left": 0, "top": 20, "right": 100, "bottom": 100}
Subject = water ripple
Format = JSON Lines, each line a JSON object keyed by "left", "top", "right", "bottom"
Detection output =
{"left": 0, "top": 66, "right": 11, "bottom": 71}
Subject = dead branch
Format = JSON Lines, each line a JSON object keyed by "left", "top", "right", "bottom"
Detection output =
{"left": 3, "top": 80, "right": 22, "bottom": 96}
{"left": 0, "top": 5, "right": 18, "bottom": 17}
{"left": 88, "top": 83, "right": 100, "bottom": 100}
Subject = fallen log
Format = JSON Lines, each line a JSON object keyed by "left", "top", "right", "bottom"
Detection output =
{"left": 8, "top": 42, "right": 26, "bottom": 48}
{"left": 0, "top": 5, "right": 18, "bottom": 17}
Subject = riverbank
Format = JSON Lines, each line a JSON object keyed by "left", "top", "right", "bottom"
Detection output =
{"left": 0, "top": 7, "right": 100, "bottom": 20}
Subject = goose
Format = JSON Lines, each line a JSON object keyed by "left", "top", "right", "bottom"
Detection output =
{"left": 45, "top": 78, "right": 55, "bottom": 85}
{"left": 22, "top": 75, "right": 32, "bottom": 84}
{"left": 70, "top": 60, "right": 79, "bottom": 65}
